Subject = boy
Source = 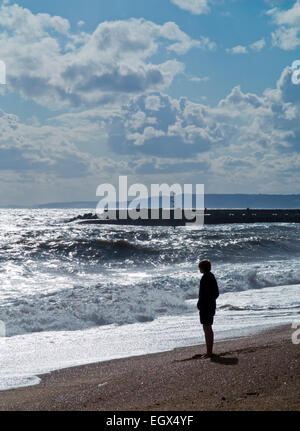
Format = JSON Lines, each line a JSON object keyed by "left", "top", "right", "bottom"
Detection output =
{"left": 197, "top": 259, "right": 219, "bottom": 358}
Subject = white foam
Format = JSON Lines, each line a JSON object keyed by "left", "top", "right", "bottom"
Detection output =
{"left": 1, "top": 260, "right": 299, "bottom": 337}
{"left": 0, "top": 283, "right": 298, "bottom": 391}
{"left": 0, "top": 375, "right": 41, "bottom": 391}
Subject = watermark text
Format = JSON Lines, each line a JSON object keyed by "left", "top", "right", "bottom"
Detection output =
{"left": 291, "top": 321, "right": 300, "bottom": 345}
{"left": 291, "top": 60, "right": 300, "bottom": 85}
{"left": 96, "top": 177, "right": 204, "bottom": 226}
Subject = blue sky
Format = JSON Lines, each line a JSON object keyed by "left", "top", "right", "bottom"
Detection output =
{"left": 0, "top": 0, "right": 300, "bottom": 205}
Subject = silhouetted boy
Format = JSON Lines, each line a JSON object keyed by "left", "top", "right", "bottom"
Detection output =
{"left": 197, "top": 259, "right": 219, "bottom": 358}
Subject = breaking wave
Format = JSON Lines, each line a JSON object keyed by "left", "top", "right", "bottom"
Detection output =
{"left": 0, "top": 209, "right": 299, "bottom": 336}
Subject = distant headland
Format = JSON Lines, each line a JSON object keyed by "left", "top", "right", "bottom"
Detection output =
{"left": 2, "top": 194, "right": 300, "bottom": 210}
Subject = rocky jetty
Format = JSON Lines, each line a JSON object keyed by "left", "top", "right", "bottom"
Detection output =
{"left": 66, "top": 208, "right": 300, "bottom": 226}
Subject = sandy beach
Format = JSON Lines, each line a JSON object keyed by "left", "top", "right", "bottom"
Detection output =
{"left": 0, "top": 324, "right": 299, "bottom": 411}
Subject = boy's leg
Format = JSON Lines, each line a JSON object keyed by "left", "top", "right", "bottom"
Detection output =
{"left": 203, "top": 324, "right": 214, "bottom": 357}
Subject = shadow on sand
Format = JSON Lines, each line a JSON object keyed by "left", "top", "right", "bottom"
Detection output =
{"left": 176, "top": 353, "right": 238, "bottom": 365}
{"left": 210, "top": 354, "right": 239, "bottom": 365}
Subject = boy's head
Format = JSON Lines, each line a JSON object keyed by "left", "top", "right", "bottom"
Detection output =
{"left": 198, "top": 259, "right": 211, "bottom": 274}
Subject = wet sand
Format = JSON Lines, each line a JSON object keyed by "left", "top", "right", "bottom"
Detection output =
{"left": 0, "top": 324, "right": 299, "bottom": 411}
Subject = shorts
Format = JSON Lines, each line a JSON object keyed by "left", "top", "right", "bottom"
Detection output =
{"left": 199, "top": 310, "right": 215, "bottom": 326}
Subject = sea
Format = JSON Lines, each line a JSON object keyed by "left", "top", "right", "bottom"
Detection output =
{"left": 0, "top": 209, "right": 299, "bottom": 390}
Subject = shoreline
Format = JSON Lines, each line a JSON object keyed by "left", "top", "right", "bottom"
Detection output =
{"left": 0, "top": 324, "right": 299, "bottom": 411}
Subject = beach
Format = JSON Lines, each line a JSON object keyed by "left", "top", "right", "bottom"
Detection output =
{"left": 1, "top": 0, "right": 300, "bottom": 415}
{"left": 0, "top": 211, "right": 299, "bottom": 409}
{"left": 0, "top": 324, "right": 299, "bottom": 411}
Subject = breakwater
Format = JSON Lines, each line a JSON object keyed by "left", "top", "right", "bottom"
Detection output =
{"left": 69, "top": 208, "right": 300, "bottom": 226}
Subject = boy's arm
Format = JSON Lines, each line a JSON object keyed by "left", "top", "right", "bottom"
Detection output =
{"left": 197, "top": 281, "right": 201, "bottom": 310}
{"left": 213, "top": 277, "right": 219, "bottom": 299}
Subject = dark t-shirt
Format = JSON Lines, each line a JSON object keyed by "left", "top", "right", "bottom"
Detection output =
{"left": 197, "top": 271, "right": 219, "bottom": 313}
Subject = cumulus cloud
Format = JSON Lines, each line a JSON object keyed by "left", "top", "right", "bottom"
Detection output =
{"left": 0, "top": 3, "right": 215, "bottom": 109}
{"left": 0, "top": 2, "right": 299, "bottom": 200}
{"left": 0, "top": 103, "right": 138, "bottom": 204}
{"left": 170, "top": 0, "right": 211, "bottom": 15}
{"left": 45, "top": 63, "right": 300, "bottom": 194}
{"left": 268, "top": 1, "right": 300, "bottom": 26}
{"left": 250, "top": 38, "right": 266, "bottom": 51}
{"left": 1, "top": 64, "right": 300, "bottom": 202}
{"left": 226, "top": 45, "right": 248, "bottom": 54}
{"left": 226, "top": 39, "right": 266, "bottom": 54}
{"left": 0, "top": 109, "right": 95, "bottom": 178}
{"left": 268, "top": 0, "right": 300, "bottom": 49}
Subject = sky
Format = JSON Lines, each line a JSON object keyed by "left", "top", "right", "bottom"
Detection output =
{"left": 0, "top": 0, "right": 300, "bottom": 205}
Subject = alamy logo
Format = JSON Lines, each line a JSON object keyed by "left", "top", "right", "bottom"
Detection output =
{"left": 291, "top": 60, "right": 300, "bottom": 85}
{"left": 0, "top": 60, "right": 6, "bottom": 85}
{"left": 291, "top": 321, "right": 300, "bottom": 345}
{"left": 96, "top": 176, "right": 204, "bottom": 226}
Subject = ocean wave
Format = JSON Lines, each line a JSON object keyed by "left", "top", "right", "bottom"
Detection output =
{"left": 218, "top": 304, "right": 300, "bottom": 311}
{"left": 0, "top": 274, "right": 196, "bottom": 336}
{"left": 1, "top": 213, "right": 300, "bottom": 336}
{"left": 218, "top": 263, "right": 300, "bottom": 293}
{"left": 3, "top": 237, "right": 160, "bottom": 263}
{"left": 1, "top": 261, "right": 300, "bottom": 336}
{"left": 2, "top": 230, "right": 300, "bottom": 267}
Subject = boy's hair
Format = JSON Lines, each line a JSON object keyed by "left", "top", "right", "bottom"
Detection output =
{"left": 198, "top": 259, "right": 211, "bottom": 272}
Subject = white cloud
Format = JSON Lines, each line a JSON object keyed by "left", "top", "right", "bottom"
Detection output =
{"left": 250, "top": 38, "right": 266, "bottom": 51}
{"left": 189, "top": 76, "right": 210, "bottom": 82}
{"left": 226, "top": 39, "right": 266, "bottom": 54}
{"left": 268, "top": 1, "right": 300, "bottom": 49}
{"left": 0, "top": 4, "right": 299, "bottom": 201}
{"left": 170, "top": 0, "right": 211, "bottom": 15}
{"left": 127, "top": 127, "right": 165, "bottom": 147}
{"left": 50, "top": 65, "right": 300, "bottom": 186}
{"left": 159, "top": 21, "right": 216, "bottom": 53}
{"left": 1, "top": 64, "right": 300, "bottom": 203}
{"left": 268, "top": 1, "right": 300, "bottom": 26}
{"left": 0, "top": 2, "right": 71, "bottom": 37}
{"left": 145, "top": 95, "right": 164, "bottom": 111}
{"left": 271, "top": 26, "right": 300, "bottom": 49}
{"left": 0, "top": 4, "right": 215, "bottom": 109}
{"left": 0, "top": 109, "right": 94, "bottom": 178}
{"left": 226, "top": 45, "right": 248, "bottom": 54}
